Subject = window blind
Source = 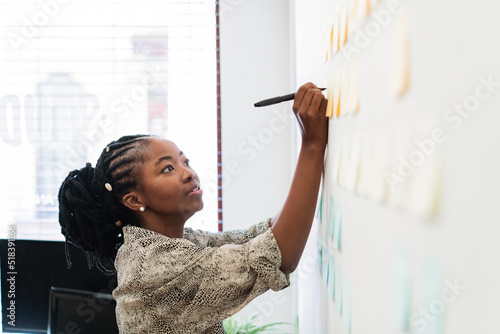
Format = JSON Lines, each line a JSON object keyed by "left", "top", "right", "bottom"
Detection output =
{"left": 215, "top": 0, "right": 223, "bottom": 232}
{"left": 0, "top": 0, "right": 219, "bottom": 240}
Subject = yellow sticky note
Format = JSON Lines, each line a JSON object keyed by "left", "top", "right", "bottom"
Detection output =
{"left": 348, "top": 0, "right": 361, "bottom": 36}
{"left": 323, "top": 28, "right": 330, "bottom": 63}
{"left": 356, "top": 133, "right": 371, "bottom": 198}
{"left": 345, "top": 134, "right": 361, "bottom": 191}
{"left": 367, "top": 131, "right": 390, "bottom": 203}
{"left": 391, "top": 10, "right": 411, "bottom": 98}
{"left": 339, "top": 59, "right": 360, "bottom": 116}
{"left": 330, "top": 9, "right": 340, "bottom": 54}
{"left": 347, "top": 56, "right": 361, "bottom": 114}
{"left": 359, "top": 0, "right": 370, "bottom": 17}
{"left": 407, "top": 147, "right": 442, "bottom": 219}
{"left": 340, "top": 64, "right": 350, "bottom": 117}
{"left": 329, "top": 134, "right": 342, "bottom": 184}
{"left": 337, "top": 135, "right": 351, "bottom": 187}
{"left": 386, "top": 126, "right": 413, "bottom": 209}
{"left": 335, "top": 70, "right": 342, "bottom": 117}
{"left": 326, "top": 77, "right": 334, "bottom": 117}
{"left": 339, "top": 4, "right": 348, "bottom": 47}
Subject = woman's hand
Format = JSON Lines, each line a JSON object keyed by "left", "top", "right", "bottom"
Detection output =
{"left": 292, "top": 82, "right": 328, "bottom": 149}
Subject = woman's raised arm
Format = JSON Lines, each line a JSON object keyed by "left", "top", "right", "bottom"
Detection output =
{"left": 271, "top": 82, "right": 328, "bottom": 274}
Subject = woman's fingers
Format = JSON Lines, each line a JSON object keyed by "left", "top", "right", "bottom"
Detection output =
{"left": 308, "top": 90, "right": 326, "bottom": 116}
{"left": 319, "top": 95, "right": 328, "bottom": 117}
{"left": 292, "top": 82, "right": 319, "bottom": 113}
{"left": 291, "top": 83, "right": 328, "bottom": 146}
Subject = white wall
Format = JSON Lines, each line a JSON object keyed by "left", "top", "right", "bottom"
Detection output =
{"left": 219, "top": 0, "right": 296, "bottom": 330}
{"left": 294, "top": 0, "right": 500, "bottom": 333}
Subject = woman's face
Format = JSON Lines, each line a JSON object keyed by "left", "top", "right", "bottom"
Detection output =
{"left": 134, "top": 138, "right": 204, "bottom": 220}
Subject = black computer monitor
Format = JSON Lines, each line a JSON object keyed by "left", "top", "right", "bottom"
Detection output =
{"left": 47, "top": 287, "right": 118, "bottom": 334}
{"left": 0, "top": 239, "right": 117, "bottom": 333}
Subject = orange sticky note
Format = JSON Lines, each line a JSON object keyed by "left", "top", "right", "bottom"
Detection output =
{"left": 330, "top": 25, "right": 334, "bottom": 48}
{"left": 326, "top": 78, "right": 334, "bottom": 117}
{"left": 333, "top": 70, "right": 342, "bottom": 118}
{"left": 336, "top": 91, "right": 342, "bottom": 117}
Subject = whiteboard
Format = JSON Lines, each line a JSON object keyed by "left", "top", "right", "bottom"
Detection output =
{"left": 294, "top": 0, "right": 500, "bottom": 333}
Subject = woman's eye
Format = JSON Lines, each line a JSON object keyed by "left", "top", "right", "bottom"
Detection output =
{"left": 185, "top": 159, "right": 190, "bottom": 166}
{"left": 162, "top": 165, "right": 174, "bottom": 173}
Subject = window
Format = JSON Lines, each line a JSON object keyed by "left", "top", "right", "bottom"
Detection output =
{"left": 0, "top": 0, "right": 218, "bottom": 240}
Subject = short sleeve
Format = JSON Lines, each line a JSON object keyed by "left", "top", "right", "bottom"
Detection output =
{"left": 247, "top": 228, "right": 289, "bottom": 291}
{"left": 113, "top": 225, "right": 289, "bottom": 333}
{"left": 183, "top": 218, "right": 271, "bottom": 247}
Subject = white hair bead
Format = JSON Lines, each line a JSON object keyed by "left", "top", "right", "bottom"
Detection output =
{"left": 105, "top": 183, "right": 113, "bottom": 192}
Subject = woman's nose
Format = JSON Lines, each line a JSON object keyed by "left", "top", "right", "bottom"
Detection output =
{"left": 183, "top": 168, "right": 195, "bottom": 182}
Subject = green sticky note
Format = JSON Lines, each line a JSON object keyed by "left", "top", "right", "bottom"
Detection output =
{"left": 327, "top": 255, "right": 335, "bottom": 301}
{"left": 333, "top": 201, "right": 342, "bottom": 250}
{"left": 335, "top": 266, "right": 343, "bottom": 315}
{"left": 389, "top": 245, "right": 412, "bottom": 331}
{"left": 317, "top": 243, "right": 323, "bottom": 277}
{"left": 342, "top": 280, "right": 352, "bottom": 333}
{"left": 317, "top": 243, "right": 323, "bottom": 275}
{"left": 322, "top": 246, "right": 329, "bottom": 285}
{"left": 328, "top": 196, "right": 335, "bottom": 241}
{"left": 417, "top": 258, "right": 446, "bottom": 334}
{"left": 316, "top": 193, "right": 323, "bottom": 220}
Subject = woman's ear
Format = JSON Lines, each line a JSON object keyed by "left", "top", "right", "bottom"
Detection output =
{"left": 122, "top": 192, "right": 145, "bottom": 212}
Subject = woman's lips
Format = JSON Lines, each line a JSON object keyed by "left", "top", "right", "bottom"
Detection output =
{"left": 186, "top": 185, "right": 202, "bottom": 196}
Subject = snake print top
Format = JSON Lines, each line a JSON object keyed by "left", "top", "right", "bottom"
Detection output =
{"left": 112, "top": 219, "right": 290, "bottom": 333}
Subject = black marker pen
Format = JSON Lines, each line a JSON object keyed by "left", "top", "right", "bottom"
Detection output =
{"left": 254, "top": 88, "right": 326, "bottom": 107}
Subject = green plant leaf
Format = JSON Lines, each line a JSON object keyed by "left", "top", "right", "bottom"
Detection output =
{"left": 223, "top": 314, "right": 294, "bottom": 334}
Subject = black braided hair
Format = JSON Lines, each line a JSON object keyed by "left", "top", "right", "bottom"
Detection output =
{"left": 58, "top": 134, "right": 153, "bottom": 275}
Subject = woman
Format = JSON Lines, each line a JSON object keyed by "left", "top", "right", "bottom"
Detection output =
{"left": 58, "top": 83, "right": 328, "bottom": 333}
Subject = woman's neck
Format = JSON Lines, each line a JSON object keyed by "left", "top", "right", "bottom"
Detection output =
{"left": 138, "top": 213, "right": 189, "bottom": 238}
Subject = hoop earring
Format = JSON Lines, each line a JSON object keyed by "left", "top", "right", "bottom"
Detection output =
{"left": 139, "top": 206, "right": 145, "bottom": 212}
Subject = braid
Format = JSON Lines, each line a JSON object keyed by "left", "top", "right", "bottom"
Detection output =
{"left": 58, "top": 134, "right": 152, "bottom": 275}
